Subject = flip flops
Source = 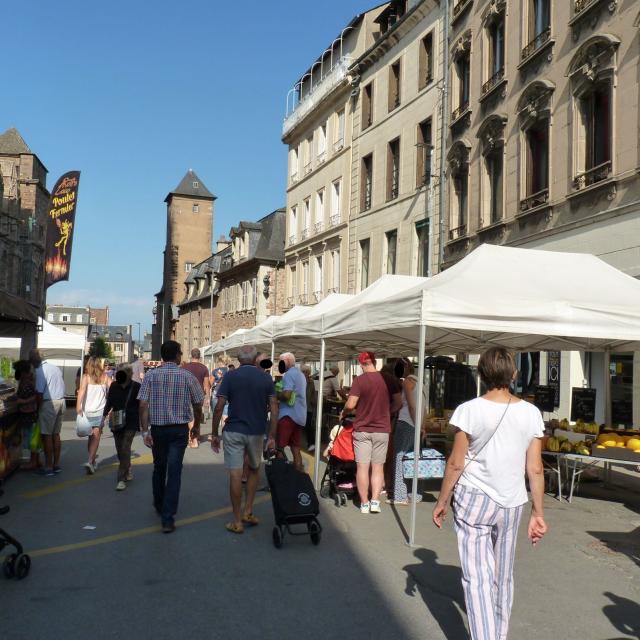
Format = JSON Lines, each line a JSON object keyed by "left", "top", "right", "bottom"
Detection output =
{"left": 225, "top": 522, "right": 244, "bottom": 534}
{"left": 242, "top": 514, "right": 260, "bottom": 526}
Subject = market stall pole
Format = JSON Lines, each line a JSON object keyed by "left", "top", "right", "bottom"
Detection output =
{"left": 313, "top": 339, "right": 326, "bottom": 489}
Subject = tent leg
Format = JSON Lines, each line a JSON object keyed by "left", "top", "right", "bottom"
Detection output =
{"left": 270, "top": 342, "right": 276, "bottom": 370}
{"left": 409, "top": 324, "right": 427, "bottom": 548}
{"left": 313, "top": 339, "right": 326, "bottom": 489}
{"left": 604, "top": 349, "right": 611, "bottom": 426}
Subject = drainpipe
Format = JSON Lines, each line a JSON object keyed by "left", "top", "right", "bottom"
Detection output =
{"left": 438, "top": 0, "right": 450, "bottom": 272}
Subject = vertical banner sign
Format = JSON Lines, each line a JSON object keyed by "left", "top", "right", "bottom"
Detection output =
{"left": 45, "top": 171, "right": 81, "bottom": 288}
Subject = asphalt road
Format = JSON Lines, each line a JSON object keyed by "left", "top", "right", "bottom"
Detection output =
{"left": 1, "top": 415, "right": 639, "bottom": 640}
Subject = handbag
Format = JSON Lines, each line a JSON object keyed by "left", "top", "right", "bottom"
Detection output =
{"left": 110, "top": 384, "right": 135, "bottom": 432}
{"left": 29, "top": 423, "right": 43, "bottom": 452}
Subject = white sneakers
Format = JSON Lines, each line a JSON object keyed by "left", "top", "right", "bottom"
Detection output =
{"left": 116, "top": 481, "right": 126, "bottom": 491}
{"left": 360, "top": 500, "right": 382, "bottom": 514}
{"left": 83, "top": 462, "right": 96, "bottom": 475}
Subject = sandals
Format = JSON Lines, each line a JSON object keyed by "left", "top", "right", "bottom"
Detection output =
{"left": 385, "top": 499, "right": 409, "bottom": 506}
{"left": 225, "top": 522, "right": 244, "bottom": 534}
{"left": 242, "top": 513, "right": 259, "bottom": 526}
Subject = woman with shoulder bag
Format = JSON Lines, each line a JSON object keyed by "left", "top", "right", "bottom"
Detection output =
{"left": 101, "top": 366, "right": 140, "bottom": 491}
{"left": 432, "top": 346, "right": 547, "bottom": 640}
{"left": 77, "top": 357, "right": 111, "bottom": 474}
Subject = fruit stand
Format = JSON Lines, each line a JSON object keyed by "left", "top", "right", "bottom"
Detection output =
{"left": 0, "top": 383, "right": 21, "bottom": 479}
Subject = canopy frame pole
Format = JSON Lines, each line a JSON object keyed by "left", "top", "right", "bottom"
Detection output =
{"left": 409, "top": 323, "right": 427, "bottom": 547}
{"left": 313, "top": 339, "right": 326, "bottom": 488}
{"left": 604, "top": 348, "right": 611, "bottom": 426}
{"left": 270, "top": 341, "right": 276, "bottom": 373}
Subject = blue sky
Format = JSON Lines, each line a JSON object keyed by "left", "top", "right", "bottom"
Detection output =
{"left": 4, "top": 0, "right": 371, "bottom": 341}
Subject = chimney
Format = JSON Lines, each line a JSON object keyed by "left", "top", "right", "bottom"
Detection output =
{"left": 217, "top": 234, "right": 231, "bottom": 252}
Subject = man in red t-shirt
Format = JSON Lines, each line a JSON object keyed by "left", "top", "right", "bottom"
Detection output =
{"left": 341, "top": 351, "right": 402, "bottom": 514}
{"left": 181, "top": 348, "right": 211, "bottom": 448}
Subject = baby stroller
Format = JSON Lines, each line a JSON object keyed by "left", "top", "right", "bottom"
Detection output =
{"left": 320, "top": 418, "right": 357, "bottom": 508}
{"left": 0, "top": 488, "right": 31, "bottom": 580}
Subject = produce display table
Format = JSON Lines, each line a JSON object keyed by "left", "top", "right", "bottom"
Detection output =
{"left": 541, "top": 451, "right": 565, "bottom": 500}
{"left": 564, "top": 453, "right": 640, "bottom": 503}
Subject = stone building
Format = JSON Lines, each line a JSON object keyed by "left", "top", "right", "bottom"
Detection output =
{"left": 45, "top": 304, "right": 90, "bottom": 338}
{"left": 282, "top": 5, "right": 386, "bottom": 307}
{"left": 152, "top": 170, "right": 216, "bottom": 358}
{"left": 442, "top": 0, "right": 640, "bottom": 425}
{"left": 346, "top": 0, "right": 443, "bottom": 291}
{"left": 175, "top": 209, "right": 286, "bottom": 352}
{"left": 88, "top": 324, "right": 133, "bottom": 365}
{"left": 0, "top": 127, "right": 50, "bottom": 354}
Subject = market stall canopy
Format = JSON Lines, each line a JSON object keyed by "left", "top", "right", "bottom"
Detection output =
{"left": 321, "top": 244, "right": 640, "bottom": 355}
{"left": 204, "top": 328, "right": 249, "bottom": 357}
{"left": 0, "top": 318, "right": 85, "bottom": 359}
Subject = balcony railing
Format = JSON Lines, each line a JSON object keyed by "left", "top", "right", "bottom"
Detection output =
{"left": 333, "top": 138, "right": 344, "bottom": 152}
{"left": 573, "top": 161, "right": 612, "bottom": 191}
{"left": 283, "top": 56, "right": 351, "bottom": 137}
{"left": 388, "top": 172, "right": 399, "bottom": 200}
{"left": 301, "top": 228, "right": 309, "bottom": 241}
{"left": 453, "top": 0, "right": 472, "bottom": 20}
{"left": 521, "top": 27, "right": 551, "bottom": 61}
{"left": 288, "top": 234, "right": 297, "bottom": 246}
{"left": 451, "top": 100, "right": 470, "bottom": 123}
{"left": 574, "top": 0, "right": 598, "bottom": 14}
{"left": 448, "top": 224, "right": 467, "bottom": 241}
{"left": 290, "top": 170, "right": 299, "bottom": 184}
{"left": 482, "top": 67, "right": 504, "bottom": 96}
{"left": 317, "top": 150, "right": 326, "bottom": 164}
{"left": 362, "top": 190, "right": 372, "bottom": 211}
{"left": 327, "top": 287, "right": 339, "bottom": 294}
{"left": 520, "top": 188, "right": 549, "bottom": 212}
{"left": 314, "top": 221, "right": 323, "bottom": 234}
{"left": 313, "top": 290, "right": 323, "bottom": 303}
{"left": 330, "top": 214, "right": 341, "bottom": 227}
{"left": 298, "top": 293, "right": 309, "bottom": 305}
{"left": 303, "top": 161, "right": 312, "bottom": 176}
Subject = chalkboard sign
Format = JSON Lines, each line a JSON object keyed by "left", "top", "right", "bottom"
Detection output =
{"left": 534, "top": 385, "right": 555, "bottom": 412}
{"left": 571, "top": 387, "right": 596, "bottom": 422}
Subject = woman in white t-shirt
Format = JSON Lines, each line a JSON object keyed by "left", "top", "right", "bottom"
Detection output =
{"left": 432, "top": 347, "right": 547, "bottom": 640}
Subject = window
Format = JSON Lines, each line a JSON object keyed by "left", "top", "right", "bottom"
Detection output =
{"left": 385, "top": 230, "right": 398, "bottom": 274}
{"left": 419, "top": 33, "right": 434, "bottom": 90}
{"left": 61, "top": 314, "right": 70, "bottom": 322}
{"left": 523, "top": 0, "right": 551, "bottom": 59}
{"left": 452, "top": 35, "right": 471, "bottom": 120}
{"left": 317, "top": 122, "right": 327, "bottom": 161}
{"left": 359, "top": 239, "right": 370, "bottom": 291}
{"left": 301, "top": 261, "right": 310, "bottom": 303}
{"left": 251, "top": 278, "right": 257, "bottom": 308}
{"left": 486, "top": 151, "right": 504, "bottom": 224}
{"left": 335, "top": 110, "right": 345, "bottom": 151}
{"left": 577, "top": 82, "right": 612, "bottom": 184}
{"left": 387, "top": 138, "right": 400, "bottom": 201}
{"left": 241, "top": 281, "right": 249, "bottom": 310}
{"left": 193, "top": 181, "right": 199, "bottom": 188}
{"left": 289, "top": 266, "right": 297, "bottom": 304}
{"left": 456, "top": 54, "right": 470, "bottom": 111}
{"left": 192, "top": 203, "right": 199, "bottom": 213}
{"left": 415, "top": 221, "right": 429, "bottom": 277}
{"left": 388, "top": 60, "right": 401, "bottom": 111}
{"left": 304, "top": 136, "right": 313, "bottom": 174}
{"left": 331, "top": 250, "right": 340, "bottom": 291}
{"left": 525, "top": 119, "right": 549, "bottom": 199}
{"left": 362, "top": 82, "right": 374, "bottom": 130}
{"left": 47, "top": 313, "right": 54, "bottom": 321}
{"left": 416, "top": 119, "right": 432, "bottom": 188}
{"left": 290, "top": 146, "right": 299, "bottom": 182}
{"left": 302, "top": 198, "right": 310, "bottom": 239}
{"left": 361, "top": 153, "right": 373, "bottom": 212}
{"left": 484, "top": 10, "right": 505, "bottom": 95}
{"left": 315, "top": 189, "right": 324, "bottom": 232}
{"left": 447, "top": 143, "right": 470, "bottom": 238}
{"left": 331, "top": 180, "right": 341, "bottom": 225}
{"left": 90, "top": 317, "right": 96, "bottom": 324}
{"left": 185, "top": 262, "right": 194, "bottom": 272}
{"left": 313, "top": 256, "right": 323, "bottom": 300}
{"left": 289, "top": 206, "right": 297, "bottom": 245}
{"left": 479, "top": 116, "right": 506, "bottom": 225}
{"left": 115, "top": 343, "right": 122, "bottom": 352}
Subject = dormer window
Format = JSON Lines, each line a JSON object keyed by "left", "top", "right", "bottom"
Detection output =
{"left": 193, "top": 181, "right": 199, "bottom": 188}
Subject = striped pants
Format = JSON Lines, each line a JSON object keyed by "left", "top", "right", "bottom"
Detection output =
{"left": 453, "top": 484, "right": 524, "bottom": 640}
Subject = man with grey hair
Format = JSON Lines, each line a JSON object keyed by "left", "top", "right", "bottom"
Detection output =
{"left": 276, "top": 351, "right": 307, "bottom": 471}
{"left": 211, "top": 345, "right": 278, "bottom": 534}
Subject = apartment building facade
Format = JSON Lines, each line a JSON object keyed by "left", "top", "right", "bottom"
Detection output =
{"left": 88, "top": 325, "right": 133, "bottom": 365}
{"left": 347, "top": 0, "right": 443, "bottom": 292}
{"left": 444, "top": 0, "right": 640, "bottom": 424}
{"left": 282, "top": 6, "right": 387, "bottom": 308}
{"left": 45, "top": 305, "right": 90, "bottom": 338}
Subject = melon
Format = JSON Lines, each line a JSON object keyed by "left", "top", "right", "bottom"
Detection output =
{"left": 626, "top": 437, "right": 640, "bottom": 450}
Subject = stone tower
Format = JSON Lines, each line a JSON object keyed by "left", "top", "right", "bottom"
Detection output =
{"left": 153, "top": 170, "right": 215, "bottom": 355}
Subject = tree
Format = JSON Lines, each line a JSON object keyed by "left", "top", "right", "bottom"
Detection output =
{"left": 89, "top": 336, "right": 114, "bottom": 360}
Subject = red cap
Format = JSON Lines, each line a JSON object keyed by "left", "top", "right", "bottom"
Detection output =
{"left": 358, "top": 351, "right": 376, "bottom": 365}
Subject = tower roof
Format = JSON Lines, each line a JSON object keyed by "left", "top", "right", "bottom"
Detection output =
{"left": 164, "top": 169, "right": 216, "bottom": 202}
{"left": 0, "top": 127, "right": 32, "bottom": 154}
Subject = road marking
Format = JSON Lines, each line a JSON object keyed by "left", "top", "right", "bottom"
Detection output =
{"left": 21, "top": 453, "right": 154, "bottom": 499}
{"left": 23, "top": 495, "right": 271, "bottom": 558}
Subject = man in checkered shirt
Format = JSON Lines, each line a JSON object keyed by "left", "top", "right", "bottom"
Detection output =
{"left": 138, "top": 340, "right": 204, "bottom": 533}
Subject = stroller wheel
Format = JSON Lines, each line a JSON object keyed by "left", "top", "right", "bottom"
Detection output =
{"left": 334, "top": 494, "right": 341, "bottom": 507}
{"left": 319, "top": 483, "right": 331, "bottom": 499}
{"left": 14, "top": 554, "right": 31, "bottom": 580}
{"left": 3, "top": 553, "right": 17, "bottom": 579}
{"left": 339, "top": 492, "right": 348, "bottom": 507}
{"left": 272, "top": 526, "right": 283, "bottom": 549}
{"left": 308, "top": 521, "right": 321, "bottom": 545}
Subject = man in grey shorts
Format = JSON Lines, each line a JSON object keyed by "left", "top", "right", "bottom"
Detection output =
{"left": 31, "top": 349, "right": 66, "bottom": 476}
{"left": 211, "top": 345, "right": 278, "bottom": 534}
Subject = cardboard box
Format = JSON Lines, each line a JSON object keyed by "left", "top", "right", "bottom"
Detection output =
{"left": 591, "top": 446, "right": 640, "bottom": 462}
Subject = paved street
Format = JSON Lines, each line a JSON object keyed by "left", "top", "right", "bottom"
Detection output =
{"left": 1, "top": 413, "right": 639, "bottom": 640}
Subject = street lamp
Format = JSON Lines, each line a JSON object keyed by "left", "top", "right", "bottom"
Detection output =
{"left": 136, "top": 322, "right": 142, "bottom": 356}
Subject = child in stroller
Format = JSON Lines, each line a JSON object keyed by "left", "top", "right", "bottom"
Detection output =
{"left": 320, "top": 417, "right": 356, "bottom": 507}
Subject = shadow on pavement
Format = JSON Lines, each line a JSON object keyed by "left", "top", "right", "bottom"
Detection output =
{"left": 586, "top": 526, "right": 640, "bottom": 569}
{"left": 602, "top": 592, "right": 640, "bottom": 639}
{"left": 402, "top": 548, "right": 469, "bottom": 640}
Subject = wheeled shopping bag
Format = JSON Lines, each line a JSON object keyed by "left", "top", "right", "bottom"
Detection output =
{"left": 0, "top": 489, "right": 31, "bottom": 580}
{"left": 265, "top": 457, "right": 322, "bottom": 548}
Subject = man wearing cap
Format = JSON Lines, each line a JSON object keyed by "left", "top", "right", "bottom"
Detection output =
{"left": 341, "top": 351, "right": 402, "bottom": 514}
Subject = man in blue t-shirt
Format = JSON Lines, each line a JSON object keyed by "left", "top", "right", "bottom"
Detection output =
{"left": 276, "top": 351, "right": 307, "bottom": 472}
{"left": 211, "top": 345, "right": 278, "bottom": 534}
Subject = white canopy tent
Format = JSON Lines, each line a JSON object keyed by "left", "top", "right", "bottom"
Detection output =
{"left": 0, "top": 318, "right": 85, "bottom": 360}
{"left": 270, "top": 244, "right": 640, "bottom": 546}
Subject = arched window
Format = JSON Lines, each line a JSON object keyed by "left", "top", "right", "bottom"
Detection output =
{"left": 477, "top": 115, "right": 507, "bottom": 225}
{"left": 451, "top": 32, "right": 472, "bottom": 124}
{"left": 447, "top": 140, "right": 472, "bottom": 239}
{"left": 517, "top": 80, "right": 554, "bottom": 212}
{"left": 567, "top": 35, "right": 619, "bottom": 191}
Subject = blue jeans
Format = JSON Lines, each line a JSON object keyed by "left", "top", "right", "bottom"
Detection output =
{"left": 151, "top": 425, "right": 189, "bottom": 525}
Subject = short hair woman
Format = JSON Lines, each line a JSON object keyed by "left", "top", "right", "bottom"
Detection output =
{"left": 432, "top": 346, "right": 547, "bottom": 640}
